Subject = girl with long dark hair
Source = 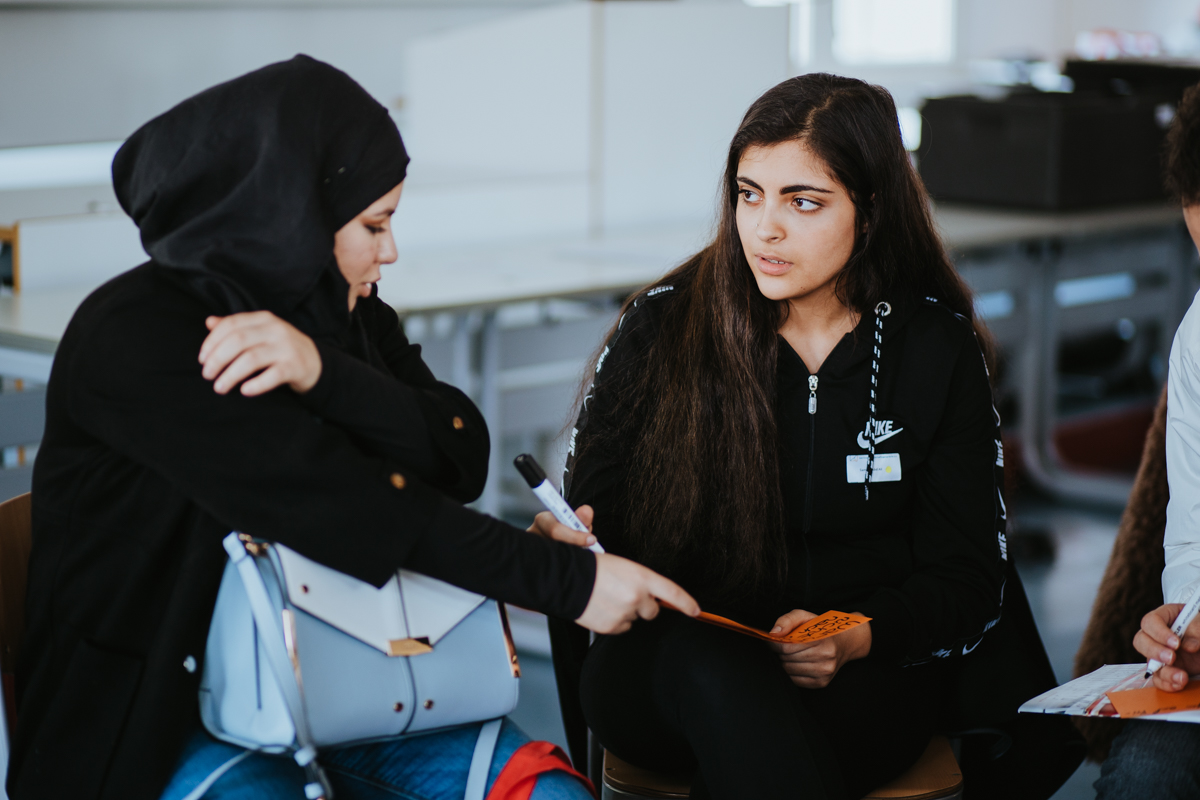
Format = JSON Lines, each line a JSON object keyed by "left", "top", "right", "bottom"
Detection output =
{"left": 543, "top": 74, "right": 1007, "bottom": 799}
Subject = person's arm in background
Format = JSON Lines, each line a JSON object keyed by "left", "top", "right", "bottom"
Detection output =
{"left": 1136, "top": 291, "right": 1200, "bottom": 690}
{"left": 1163, "top": 298, "right": 1200, "bottom": 606}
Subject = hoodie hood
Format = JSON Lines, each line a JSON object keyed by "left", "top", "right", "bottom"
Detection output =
{"left": 112, "top": 54, "right": 409, "bottom": 344}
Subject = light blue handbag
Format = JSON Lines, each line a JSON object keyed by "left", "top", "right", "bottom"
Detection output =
{"left": 198, "top": 533, "right": 521, "bottom": 800}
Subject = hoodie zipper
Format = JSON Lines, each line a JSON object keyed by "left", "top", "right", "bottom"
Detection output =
{"left": 801, "top": 374, "right": 818, "bottom": 607}
{"left": 804, "top": 375, "right": 818, "bottom": 533}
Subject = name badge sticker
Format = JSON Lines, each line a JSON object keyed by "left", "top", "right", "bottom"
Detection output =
{"left": 846, "top": 453, "right": 901, "bottom": 484}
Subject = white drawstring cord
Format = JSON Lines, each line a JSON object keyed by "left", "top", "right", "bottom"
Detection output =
{"left": 864, "top": 301, "right": 891, "bottom": 500}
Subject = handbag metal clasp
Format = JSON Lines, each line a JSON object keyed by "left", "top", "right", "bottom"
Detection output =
{"left": 237, "top": 533, "right": 268, "bottom": 557}
{"left": 387, "top": 637, "right": 433, "bottom": 657}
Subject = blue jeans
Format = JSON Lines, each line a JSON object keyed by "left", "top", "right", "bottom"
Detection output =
{"left": 1094, "top": 720, "right": 1200, "bottom": 799}
{"left": 159, "top": 719, "right": 591, "bottom": 800}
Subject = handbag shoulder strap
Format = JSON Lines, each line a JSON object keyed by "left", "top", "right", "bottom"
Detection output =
{"left": 466, "top": 718, "right": 503, "bottom": 800}
{"left": 223, "top": 533, "right": 333, "bottom": 800}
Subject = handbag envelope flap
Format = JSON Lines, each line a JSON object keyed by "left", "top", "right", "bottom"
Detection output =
{"left": 397, "top": 569, "right": 486, "bottom": 645}
{"left": 272, "top": 544, "right": 486, "bottom": 652}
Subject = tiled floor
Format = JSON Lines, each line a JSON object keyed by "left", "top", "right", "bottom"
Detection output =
{"left": 505, "top": 492, "right": 1127, "bottom": 799}
{"left": 1013, "top": 496, "right": 1124, "bottom": 800}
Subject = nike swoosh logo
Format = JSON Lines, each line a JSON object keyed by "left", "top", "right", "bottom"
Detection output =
{"left": 856, "top": 427, "right": 904, "bottom": 449}
{"left": 962, "top": 639, "right": 982, "bottom": 655}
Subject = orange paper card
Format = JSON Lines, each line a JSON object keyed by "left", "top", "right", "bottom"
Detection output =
{"left": 691, "top": 610, "right": 870, "bottom": 645}
{"left": 1107, "top": 680, "right": 1200, "bottom": 718}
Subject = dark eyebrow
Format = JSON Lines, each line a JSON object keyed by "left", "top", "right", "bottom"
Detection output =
{"left": 781, "top": 183, "right": 835, "bottom": 195}
{"left": 736, "top": 176, "right": 834, "bottom": 195}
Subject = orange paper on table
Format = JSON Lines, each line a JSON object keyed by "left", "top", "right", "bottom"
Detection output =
{"left": 692, "top": 609, "right": 870, "bottom": 645}
{"left": 1107, "top": 680, "right": 1200, "bottom": 718}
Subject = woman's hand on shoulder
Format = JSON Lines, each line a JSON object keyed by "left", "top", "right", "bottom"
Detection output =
{"left": 199, "top": 312, "right": 322, "bottom": 396}
{"left": 576, "top": 553, "right": 699, "bottom": 635}
{"left": 528, "top": 505, "right": 599, "bottom": 550}
{"left": 1134, "top": 603, "right": 1200, "bottom": 692}
{"left": 767, "top": 609, "right": 872, "bottom": 689}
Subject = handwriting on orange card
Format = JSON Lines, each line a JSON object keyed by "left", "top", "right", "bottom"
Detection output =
{"left": 776, "top": 611, "right": 870, "bottom": 644}
{"left": 688, "top": 609, "right": 869, "bottom": 644}
{"left": 1108, "top": 680, "right": 1200, "bottom": 718}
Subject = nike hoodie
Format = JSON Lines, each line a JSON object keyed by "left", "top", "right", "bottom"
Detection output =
{"left": 564, "top": 284, "right": 1007, "bottom": 667}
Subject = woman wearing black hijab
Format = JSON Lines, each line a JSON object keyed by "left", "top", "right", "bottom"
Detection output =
{"left": 10, "top": 56, "right": 695, "bottom": 800}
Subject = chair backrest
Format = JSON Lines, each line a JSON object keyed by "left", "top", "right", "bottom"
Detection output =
{"left": 0, "top": 493, "right": 31, "bottom": 678}
{"left": 0, "top": 492, "right": 31, "bottom": 796}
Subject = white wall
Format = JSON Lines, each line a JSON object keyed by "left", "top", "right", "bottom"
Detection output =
{"left": 0, "top": 5, "right": 509, "bottom": 149}
{"left": 398, "top": 1, "right": 788, "bottom": 245}
{"left": 599, "top": 2, "right": 790, "bottom": 229}
{"left": 403, "top": 4, "right": 592, "bottom": 180}
{"left": 396, "top": 4, "right": 593, "bottom": 247}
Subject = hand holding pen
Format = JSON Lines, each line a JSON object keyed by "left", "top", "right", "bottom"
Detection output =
{"left": 1135, "top": 587, "right": 1200, "bottom": 691}
{"left": 516, "top": 454, "right": 605, "bottom": 554}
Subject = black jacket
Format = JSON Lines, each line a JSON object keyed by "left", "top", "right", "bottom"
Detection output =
{"left": 12, "top": 56, "right": 598, "bottom": 800}
{"left": 552, "top": 286, "right": 1083, "bottom": 797}
{"left": 11, "top": 268, "right": 596, "bottom": 800}
{"left": 564, "top": 285, "right": 1007, "bottom": 664}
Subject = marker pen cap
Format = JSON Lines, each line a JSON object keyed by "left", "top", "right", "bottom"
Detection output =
{"left": 514, "top": 454, "right": 547, "bottom": 488}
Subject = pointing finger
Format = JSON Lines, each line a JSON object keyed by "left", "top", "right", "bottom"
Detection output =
{"left": 649, "top": 575, "right": 698, "bottom": 617}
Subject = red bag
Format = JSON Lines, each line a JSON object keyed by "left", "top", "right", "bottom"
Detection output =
{"left": 486, "top": 740, "right": 596, "bottom": 800}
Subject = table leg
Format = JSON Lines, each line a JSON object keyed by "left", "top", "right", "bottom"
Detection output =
{"left": 451, "top": 312, "right": 474, "bottom": 398}
{"left": 1018, "top": 243, "right": 1133, "bottom": 507}
{"left": 479, "top": 310, "right": 502, "bottom": 517}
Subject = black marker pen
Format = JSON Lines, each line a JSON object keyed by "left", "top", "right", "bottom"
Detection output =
{"left": 513, "top": 454, "right": 604, "bottom": 554}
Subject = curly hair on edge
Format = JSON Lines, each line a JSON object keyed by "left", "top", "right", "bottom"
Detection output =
{"left": 1165, "top": 83, "right": 1200, "bottom": 206}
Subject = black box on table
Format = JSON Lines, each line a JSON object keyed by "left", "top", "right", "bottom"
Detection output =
{"left": 917, "top": 92, "right": 1169, "bottom": 210}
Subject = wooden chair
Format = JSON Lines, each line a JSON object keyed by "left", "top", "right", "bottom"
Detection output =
{"left": 600, "top": 734, "right": 963, "bottom": 800}
{"left": 0, "top": 492, "right": 32, "bottom": 789}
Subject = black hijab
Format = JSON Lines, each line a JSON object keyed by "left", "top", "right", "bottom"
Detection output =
{"left": 112, "top": 54, "right": 409, "bottom": 350}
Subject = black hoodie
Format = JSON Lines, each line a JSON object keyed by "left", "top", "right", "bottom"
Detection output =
{"left": 565, "top": 283, "right": 1006, "bottom": 665}
{"left": 11, "top": 56, "right": 595, "bottom": 800}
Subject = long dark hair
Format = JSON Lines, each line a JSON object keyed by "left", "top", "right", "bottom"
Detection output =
{"left": 579, "top": 74, "right": 990, "bottom": 604}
